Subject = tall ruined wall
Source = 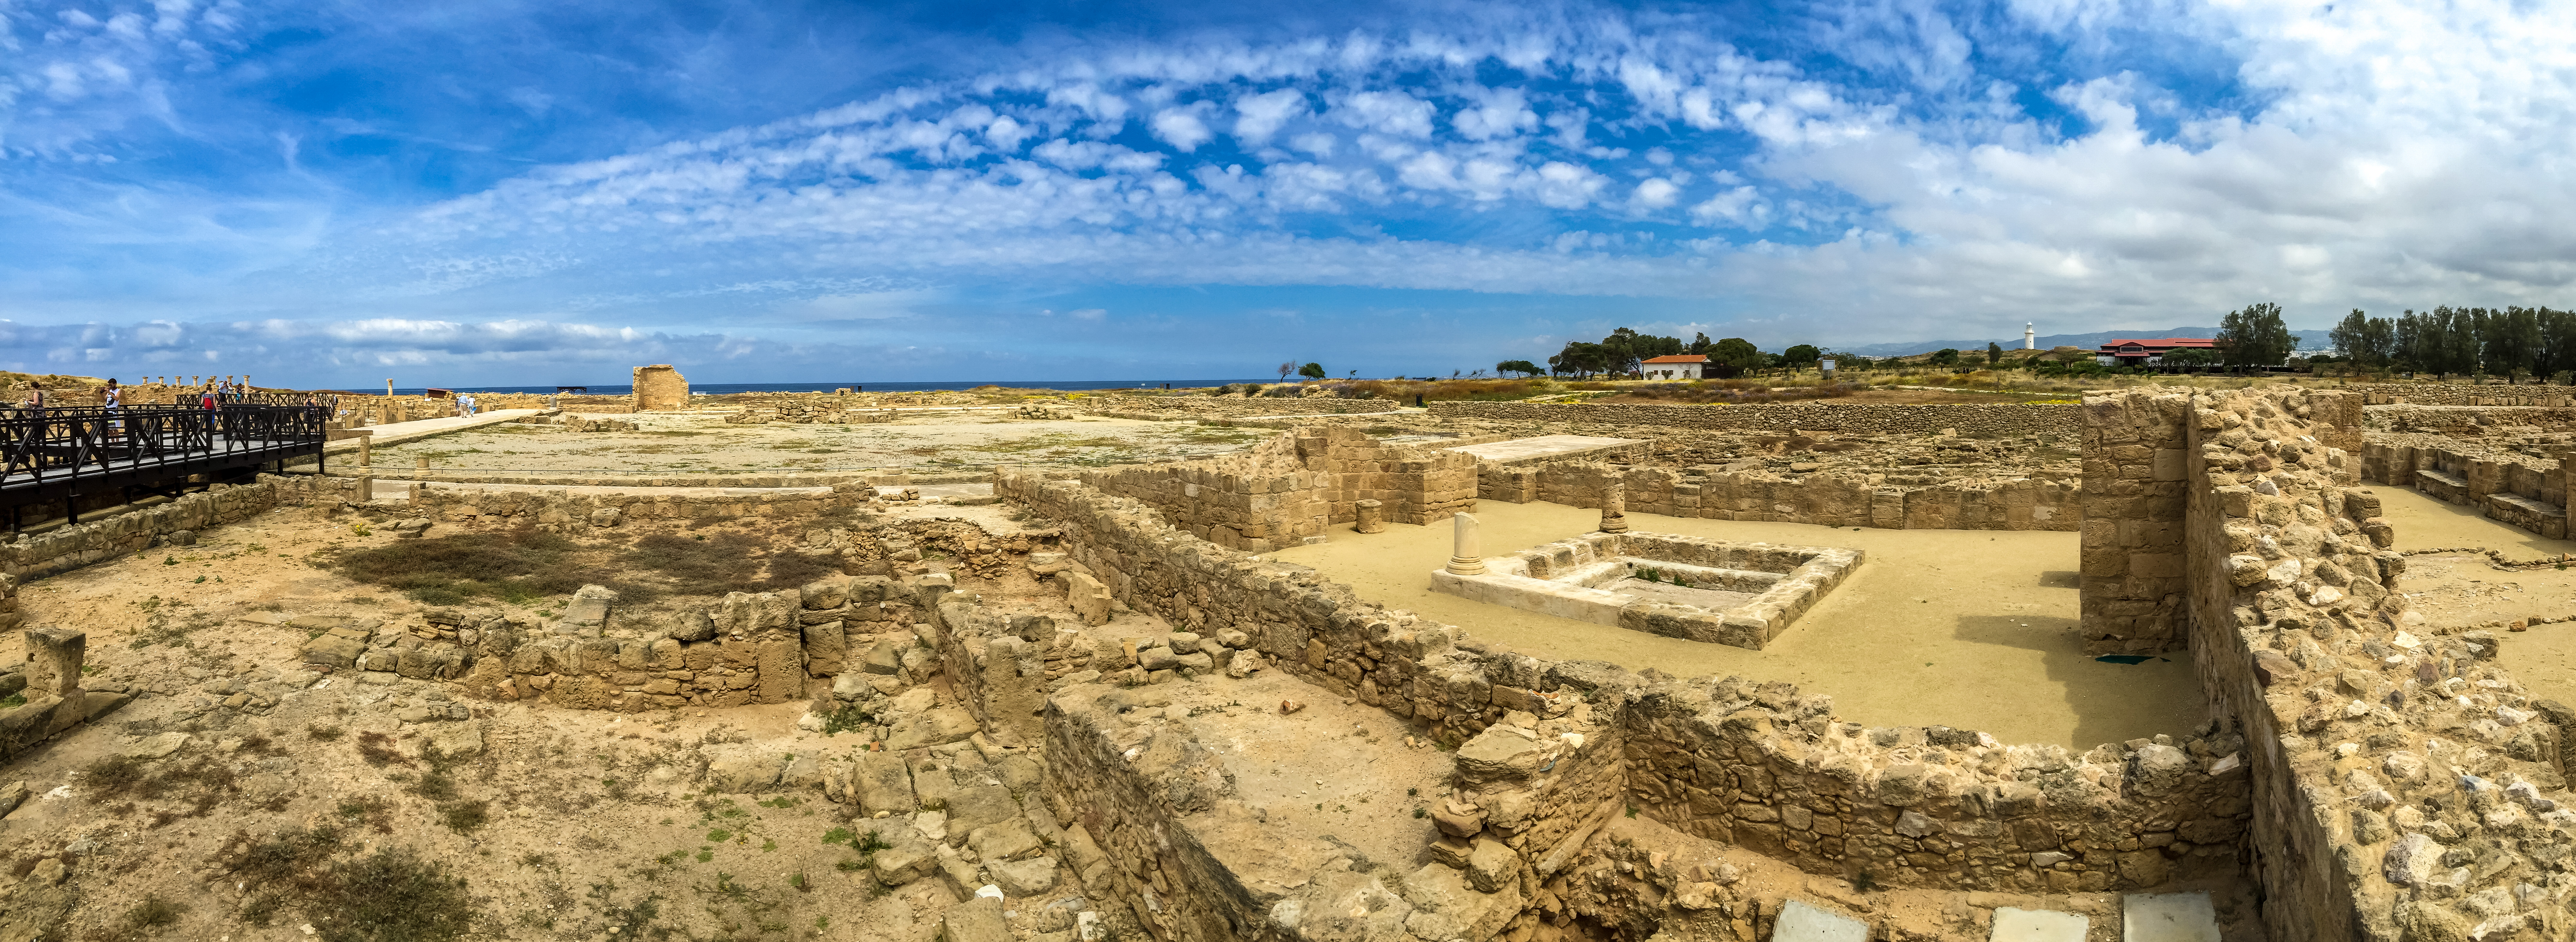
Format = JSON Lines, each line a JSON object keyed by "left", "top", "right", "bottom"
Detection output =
{"left": 632, "top": 365, "right": 690, "bottom": 411}
{"left": 1072, "top": 428, "right": 1474, "bottom": 552}
{"left": 1428, "top": 401, "right": 2079, "bottom": 438}
{"left": 2089, "top": 385, "right": 2576, "bottom": 941}
{"left": 2077, "top": 394, "right": 2195, "bottom": 655}
{"left": 998, "top": 471, "right": 2250, "bottom": 900}
{"left": 1495, "top": 462, "right": 2079, "bottom": 531}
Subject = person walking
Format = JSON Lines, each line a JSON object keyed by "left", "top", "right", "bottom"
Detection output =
{"left": 200, "top": 383, "right": 216, "bottom": 410}
{"left": 21, "top": 381, "right": 44, "bottom": 410}
{"left": 102, "top": 379, "right": 124, "bottom": 442}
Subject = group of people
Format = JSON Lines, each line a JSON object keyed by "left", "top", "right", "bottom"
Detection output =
{"left": 14, "top": 378, "right": 257, "bottom": 411}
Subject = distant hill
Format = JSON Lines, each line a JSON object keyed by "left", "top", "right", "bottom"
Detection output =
{"left": 1835, "top": 326, "right": 2337, "bottom": 358}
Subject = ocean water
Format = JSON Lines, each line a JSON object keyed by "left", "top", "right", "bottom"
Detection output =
{"left": 356, "top": 379, "right": 1269, "bottom": 396}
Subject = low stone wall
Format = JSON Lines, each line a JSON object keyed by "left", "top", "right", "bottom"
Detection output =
{"left": 2366, "top": 404, "right": 2576, "bottom": 433}
{"left": 1072, "top": 428, "right": 1474, "bottom": 552}
{"left": 290, "top": 578, "right": 925, "bottom": 712}
{"left": 1083, "top": 394, "right": 1401, "bottom": 419}
{"left": 0, "top": 628, "right": 134, "bottom": 765}
{"left": 2347, "top": 382, "right": 2576, "bottom": 407}
{"left": 405, "top": 480, "right": 876, "bottom": 527}
{"left": 997, "top": 470, "right": 2251, "bottom": 898}
{"left": 1427, "top": 401, "right": 2080, "bottom": 438}
{"left": 1489, "top": 462, "right": 2080, "bottom": 531}
{"left": 0, "top": 475, "right": 366, "bottom": 581}
{"left": 2360, "top": 434, "right": 2567, "bottom": 539}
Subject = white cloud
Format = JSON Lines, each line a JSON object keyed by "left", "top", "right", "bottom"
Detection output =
{"left": 1232, "top": 88, "right": 1307, "bottom": 145}
{"left": 1630, "top": 177, "right": 1680, "bottom": 209}
{"left": 1150, "top": 105, "right": 1213, "bottom": 152}
{"left": 1331, "top": 90, "right": 1433, "bottom": 138}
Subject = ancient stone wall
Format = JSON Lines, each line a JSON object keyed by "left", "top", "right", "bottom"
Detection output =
{"left": 0, "top": 474, "right": 368, "bottom": 580}
{"left": 2360, "top": 433, "right": 2569, "bottom": 539}
{"left": 2347, "top": 382, "right": 2576, "bottom": 407}
{"left": 632, "top": 365, "right": 690, "bottom": 411}
{"left": 2366, "top": 404, "right": 2576, "bottom": 434}
{"left": 1084, "top": 393, "right": 1402, "bottom": 418}
{"left": 1072, "top": 428, "right": 1475, "bottom": 552}
{"left": 2077, "top": 394, "right": 2195, "bottom": 655}
{"left": 1427, "top": 401, "right": 2079, "bottom": 438}
{"left": 2087, "top": 385, "right": 2575, "bottom": 940}
{"left": 0, "top": 628, "right": 133, "bottom": 765}
{"left": 998, "top": 471, "right": 2252, "bottom": 897}
{"left": 1495, "top": 462, "right": 2079, "bottom": 531}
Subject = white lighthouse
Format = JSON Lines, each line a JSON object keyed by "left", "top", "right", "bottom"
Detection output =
{"left": 2023, "top": 323, "right": 2036, "bottom": 350}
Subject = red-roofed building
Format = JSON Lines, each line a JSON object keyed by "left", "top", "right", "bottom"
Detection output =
{"left": 1641, "top": 354, "right": 1711, "bottom": 379}
{"left": 2096, "top": 337, "right": 2219, "bottom": 366}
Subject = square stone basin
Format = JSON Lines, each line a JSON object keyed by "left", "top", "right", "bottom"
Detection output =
{"left": 1428, "top": 531, "right": 1860, "bottom": 649}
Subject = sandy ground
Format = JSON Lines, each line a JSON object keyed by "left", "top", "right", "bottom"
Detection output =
{"left": 1271, "top": 501, "right": 2204, "bottom": 751}
{"left": 2373, "top": 485, "right": 2576, "bottom": 709}
{"left": 364, "top": 412, "right": 1267, "bottom": 475}
{"left": 0, "top": 501, "right": 1077, "bottom": 941}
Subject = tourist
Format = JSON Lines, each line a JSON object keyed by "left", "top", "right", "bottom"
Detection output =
{"left": 200, "top": 384, "right": 216, "bottom": 410}
{"left": 102, "top": 379, "right": 123, "bottom": 441}
{"left": 21, "top": 381, "right": 44, "bottom": 411}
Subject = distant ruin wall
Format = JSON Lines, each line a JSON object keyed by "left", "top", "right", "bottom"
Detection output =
{"left": 1085, "top": 394, "right": 1401, "bottom": 419}
{"left": 1000, "top": 470, "right": 2253, "bottom": 897}
{"left": 1488, "top": 462, "right": 2080, "bottom": 531}
{"left": 2087, "top": 385, "right": 2574, "bottom": 941}
{"left": 2359, "top": 435, "right": 2568, "bottom": 539}
{"left": 1427, "top": 401, "right": 2079, "bottom": 438}
{"left": 2347, "top": 382, "right": 2576, "bottom": 407}
{"left": 2365, "top": 404, "right": 2576, "bottom": 434}
{"left": 633, "top": 364, "right": 690, "bottom": 411}
{"left": 1071, "top": 428, "right": 1474, "bottom": 552}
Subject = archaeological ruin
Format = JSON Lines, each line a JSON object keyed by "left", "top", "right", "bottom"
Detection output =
{"left": 4, "top": 379, "right": 2576, "bottom": 941}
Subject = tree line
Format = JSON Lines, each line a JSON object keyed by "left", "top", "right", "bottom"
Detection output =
{"left": 2327, "top": 306, "right": 2576, "bottom": 377}
{"left": 1532, "top": 328, "right": 1838, "bottom": 378}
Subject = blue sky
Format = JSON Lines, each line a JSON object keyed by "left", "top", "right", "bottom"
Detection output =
{"left": 5, "top": 0, "right": 2573, "bottom": 386}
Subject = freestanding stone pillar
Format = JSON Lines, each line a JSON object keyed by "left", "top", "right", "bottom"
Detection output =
{"left": 1599, "top": 481, "right": 1630, "bottom": 533}
{"left": 1446, "top": 512, "right": 1487, "bottom": 575}
{"left": 416, "top": 455, "right": 430, "bottom": 471}
{"left": 357, "top": 434, "right": 372, "bottom": 468}
{"left": 1354, "top": 499, "right": 1386, "bottom": 534}
{"left": 24, "top": 628, "right": 85, "bottom": 700}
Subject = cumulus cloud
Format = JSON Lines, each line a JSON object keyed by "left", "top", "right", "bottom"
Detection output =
{"left": 17, "top": 0, "right": 2576, "bottom": 374}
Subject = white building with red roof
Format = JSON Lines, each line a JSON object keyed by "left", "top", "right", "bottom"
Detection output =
{"left": 1640, "top": 353, "right": 1711, "bottom": 379}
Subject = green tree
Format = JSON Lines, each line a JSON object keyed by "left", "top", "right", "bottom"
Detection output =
{"left": 1298, "top": 362, "right": 1327, "bottom": 380}
{"left": 1688, "top": 332, "right": 1713, "bottom": 355}
{"left": 1985, "top": 342, "right": 2002, "bottom": 364}
{"left": 2216, "top": 303, "right": 2298, "bottom": 368}
{"left": 1710, "top": 337, "right": 1763, "bottom": 369}
{"left": 2163, "top": 348, "right": 2216, "bottom": 368}
{"left": 1781, "top": 344, "right": 1820, "bottom": 366}
{"left": 1496, "top": 359, "right": 1542, "bottom": 378}
{"left": 1929, "top": 348, "right": 1960, "bottom": 366}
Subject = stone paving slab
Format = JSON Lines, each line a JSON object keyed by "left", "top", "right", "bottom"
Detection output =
{"left": 1771, "top": 900, "right": 1869, "bottom": 941}
{"left": 2120, "top": 891, "right": 2220, "bottom": 942}
{"left": 1990, "top": 906, "right": 2088, "bottom": 941}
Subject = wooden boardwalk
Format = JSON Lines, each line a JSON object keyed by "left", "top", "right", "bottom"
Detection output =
{"left": 2, "top": 405, "right": 329, "bottom": 526}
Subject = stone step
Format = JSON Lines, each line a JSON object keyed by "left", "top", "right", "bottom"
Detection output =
{"left": 1771, "top": 900, "right": 1868, "bottom": 941}
{"left": 2122, "top": 891, "right": 2221, "bottom": 942}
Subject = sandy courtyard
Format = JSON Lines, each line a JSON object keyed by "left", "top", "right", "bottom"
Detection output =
{"left": 1272, "top": 501, "right": 2204, "bottom": 751}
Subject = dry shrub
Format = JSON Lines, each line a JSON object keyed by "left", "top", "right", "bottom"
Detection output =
{"left": 216, "top": 831, "right": 472, "bottom": 942}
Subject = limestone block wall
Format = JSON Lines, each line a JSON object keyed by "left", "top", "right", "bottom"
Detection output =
{"left": 1427, "top": 401, "right": 2080, "bottom": 438}
{"left": 1499, "top": 462, "right": 2079, "bottom": 531}
{"left": 2077, "top": 393, "right": 2195, "bottom": 655}
{"left": 2086, "top": 385, "right": 2576, "bottom": 941}
{"left": 2365, "top": 404, "right": 2576, "bottom": 434}
{"left": 996, "top": 470, "right": 2251, "bottom": 896}
{"left": 1082, "top": 393, "right": 1400, "bottom": 418}
{"left": 2359, "top": 434, "right": 2570, "bottom": 540}
{"left": 2346, "top": 382, "right": 2576, "bottom": 407}
{"left": 1071, "top": 428, "right": 1474, "bottom": 552}
{"left": 0, "top": 474, "right": 366, "bottom": 580}
{"left": 406, "top": 480, "right": 875, "bottom": 528}
{"left": 633, "top": 365, "right": 689, "bottom": 411}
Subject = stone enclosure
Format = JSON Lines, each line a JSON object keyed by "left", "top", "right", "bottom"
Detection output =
{"left": 1429, "top": 531, "right": 1861, "bottom": 649}
{"left": 10, "top": 383, "right": 2576, "bottom": 942}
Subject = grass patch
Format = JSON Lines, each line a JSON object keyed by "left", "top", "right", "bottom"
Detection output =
{"left": 216, "top": 829, "right": 471, "bottom": 941}
{"left": 331, "top": 528, "right": 593, "bottom": 605}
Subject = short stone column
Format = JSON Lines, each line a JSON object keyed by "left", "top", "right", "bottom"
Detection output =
{"left": 357, "top": 434, "right": 372, "bottom": 468}
{"left": 1354, "top": 499, "right": 1386, "bottom": 534}
{"left": 1598, "top": 481, "right": 1630, "bottom": 533}
{"left": 1446, "top": 512, "right": 1487, "bottom": 575}
{"left": 24, "top": 627, "right": 85, "bottom": 701}
{"left": 416, "top": 455, "right": 430, "bottom": 471}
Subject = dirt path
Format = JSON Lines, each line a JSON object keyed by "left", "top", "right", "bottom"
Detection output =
{"left": 1270, "top": 502, "right": 2204, "bottom": 750}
